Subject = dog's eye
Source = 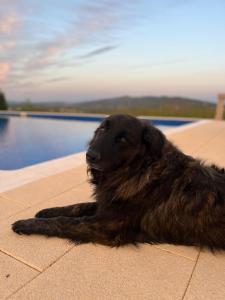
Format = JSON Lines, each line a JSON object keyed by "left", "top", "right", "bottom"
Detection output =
{"left": 117, "top": 136, "right": 127, "bottom": 144}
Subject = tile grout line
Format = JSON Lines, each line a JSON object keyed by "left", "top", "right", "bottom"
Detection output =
{"left": 172, "top": 128, "right": 224, "bottom": 158}
{"left": 0, "top": 162, "right": 87, "bottom": 194}
{"left": 0, "top": 154, "right": 86, "bottom": 194}
{"left": 1, "top": 178, "right": 88, "bottom": 206}
{"left": 0, "top": 180, "right": 88, "bottom": 225}
{"left": 181, "top": 250, "right": 201, "bottom": 300}
{"left": 153, "top": 245, "right": 196, "bottom": 261}
{"left": 189, "top": 128, "right": 225, "bottom": 157}
{"left": 0, "top": 249, "right": 41, "bottom": 272}
{"left": 5, "top": 272, "right": 41, "bottom": 300}
{"left": 0, "top": 196, "right": 31, "bottom": 222}
{"left": 5, "top": 244, "right": 76, "bottom": 300}
{"left": 0, "top": 179, "right": 90, "bottom": 276}
{"left": 41, "top": 241, "right": 75, "bottom": 272}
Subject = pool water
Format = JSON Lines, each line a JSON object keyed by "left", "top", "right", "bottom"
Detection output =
{"left": 0, "top": 116, "right": 191, "bottom": 170}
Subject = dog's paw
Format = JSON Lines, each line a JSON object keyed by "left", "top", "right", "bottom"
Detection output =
{"left": 35, "top": 208, "right": 51, "bottom": 218}
{"left": 12, "top": 219, "right": 34, "bottom": 235}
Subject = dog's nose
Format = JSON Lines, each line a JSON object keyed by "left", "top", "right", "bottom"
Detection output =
{"left": 86, "top": 149, "right": 101, "bottom": 163}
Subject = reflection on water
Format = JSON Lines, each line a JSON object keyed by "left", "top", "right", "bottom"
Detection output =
{"left": 0, "top": 116, "right": 99, "bottom": 170}
{"left": 0, "top": 117, "right": 9, "bottom": 136}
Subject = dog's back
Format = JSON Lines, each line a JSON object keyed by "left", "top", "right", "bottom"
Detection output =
{"left": 140, "top": 152, "right": 225, "bottom": 250}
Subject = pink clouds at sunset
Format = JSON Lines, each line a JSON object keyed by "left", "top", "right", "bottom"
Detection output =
{"left": 0, "top": 12, "right": 20, "bottom": 35}
{"left": 0, "top": 63, "right": 11, "bottom": 81}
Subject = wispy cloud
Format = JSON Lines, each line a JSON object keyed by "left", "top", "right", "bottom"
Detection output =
{"left": 0, "top": 0, "right": 142, "bottom": 88}
{"left": 23, "top": 1, "right": 138, "bottom": 71}
{"left": 78, "top": 45, "right": 118, "bottom": 59}
{"left": 44, "top": 76, "right": 71, "bottom": 83}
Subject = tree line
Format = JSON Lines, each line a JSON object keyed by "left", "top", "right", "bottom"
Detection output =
{"left": 0, "top": 90, "right": 8, "bottom": 110}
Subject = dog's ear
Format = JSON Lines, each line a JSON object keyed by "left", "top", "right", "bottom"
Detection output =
{"left": 142, "top": 122, "right": 165, "bottom": 157}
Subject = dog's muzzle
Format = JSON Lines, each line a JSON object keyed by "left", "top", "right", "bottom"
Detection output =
{"left": 86, "top": 148, "right": 101, "bottom": 164}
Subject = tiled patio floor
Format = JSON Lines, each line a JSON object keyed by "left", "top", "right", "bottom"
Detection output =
{"left": 0, "top": 120, "right": 225, "bottom": 300}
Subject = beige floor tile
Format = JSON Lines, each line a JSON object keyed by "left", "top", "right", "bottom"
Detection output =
{"left": 195, "top": 144, "right": 225, "bottom": 159}
{"left": 168, "top": 121, "right": 225, "bottom": 156}
{"left": 0, "top": 209, "right": 74, "bottom": 271}
{"left": 154, "top": 244, "right": 199, "bottom": 261}
{"left": 0, "top": 170, "right": 37, "bottom": 193}
{"left": 48, "top": 183, "right": 93, "bottom": 205}
{"left": 9, "top": 244, "right": 195, "bottom": 300}
{"left": 0, "top": 152, "right": 86, "bottom": 193}
{"left": 0, "top": 251, "right": 39, "bottom": 299}
{"left": 0, "top": 183, "right": 93, "bottom": 271}
{"left": 0, "top": 229, "right": 74, "bottom": 272}
{"left": 0, "top": 228, "right": 74, "bottom": 272}
{"left": 2, "top": 166, "right": 88, "bottom": 207}
{"left": 184, "top": 250, "right": 225, "bottom": 300}
{"left": 0, "top": 196, "right": 27, "bottom": 221}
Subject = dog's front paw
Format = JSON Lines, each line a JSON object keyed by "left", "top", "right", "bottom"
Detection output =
{"left": 12, "top": 219, "right": 35, "bottom": 235}
{"left": 35, "top": 208, "right": 51, "bottom": 218}
{"left": 35, "top": 207, "right": 62, "bottom": 218}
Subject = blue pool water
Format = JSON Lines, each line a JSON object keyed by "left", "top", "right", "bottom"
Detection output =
{"left": 0, "top": 115, "right": 192, "bottom": 170}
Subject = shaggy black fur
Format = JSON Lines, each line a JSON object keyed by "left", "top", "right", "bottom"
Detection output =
{"left": 12, "top": 115, "right": 225, "bottom": 250}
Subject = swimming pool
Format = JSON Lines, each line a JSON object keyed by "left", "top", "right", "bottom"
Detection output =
{"left": 0, "top": 114, "right": 193, "bottom": 170}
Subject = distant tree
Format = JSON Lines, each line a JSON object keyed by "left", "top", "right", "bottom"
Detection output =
{"left": 0, "top": 90, "right": 8, "bottom": 110}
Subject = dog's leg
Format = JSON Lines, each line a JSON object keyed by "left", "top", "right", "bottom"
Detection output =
{"left": 35, "top": 202, "right": 97, "bottom": 218}
{"left": 12, "top": 216, "right": 132, "bottom": 246}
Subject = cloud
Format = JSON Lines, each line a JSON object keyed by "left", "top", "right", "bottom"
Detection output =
{"left": 0, "top": 0, "right": 142, "bottom": 87}
{"left": 77, "top": 45, "right": 118, "bottom": 59}
{"left": 21, "top": 1, "right": 140, "bottom": 72}
{"left": 0, "top": 12, "right": 20, "bottom": 34}
{"left": 26, "top": 46, "right": 62, "bottom": 70}
{"left": 0, "top": 63, "right": 11, "bottom": 81}
{"left": 44, "top": 76, "right": 71, "bottom": 83}
{"left": 0, "top": 40, "right": 16, "bottom": 51}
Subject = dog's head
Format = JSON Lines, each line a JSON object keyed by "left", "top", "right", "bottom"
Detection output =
{"left": 86, "top": 114, "right": 165, "bottom": 172}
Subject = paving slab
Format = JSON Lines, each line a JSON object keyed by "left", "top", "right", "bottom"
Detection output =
{"left": 0, "top": 196, "right": 27, "bottom": 221}
{"left": 43, "top": 183, "right": 93, "bottom": 206}
{"left": 169, "top": 121, "right": 225, "bottom": 155}
{"left": 0, "top": 219, "right": 74, "bottom": 272}
{"left": 0, "top": 183, "right": 92, "bottom": 271}
{"left": 0, "top": 251, "right": 39, "bottom": 299}
{"left": 1, "top": 165, "right": 88, "bottom": 207}
{"left": 0, "top": 152, "right": 86, "bottom": 193}
{"left": 9, "top": 244, "right": 195, "bottom": 300}
{"left": 184, "top": 250, "right": 225, "bottom": 300}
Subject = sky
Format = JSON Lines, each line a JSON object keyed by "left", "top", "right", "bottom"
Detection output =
{"left": 0, "top": 0, "right": 224, "bottom": 103}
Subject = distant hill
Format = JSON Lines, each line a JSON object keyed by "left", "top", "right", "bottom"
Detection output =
{"left": 73, "top": 95, "right": 212, "bottom": 111}
{"left": 9, "top": 96, "right": 218, "bottom": 118}
{"left": 72, "top": 96, "right": 216, "bottom": 118}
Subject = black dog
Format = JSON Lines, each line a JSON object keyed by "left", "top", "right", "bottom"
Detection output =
{"left": 12, "top": 115, "right": 225, "bottom": 250}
